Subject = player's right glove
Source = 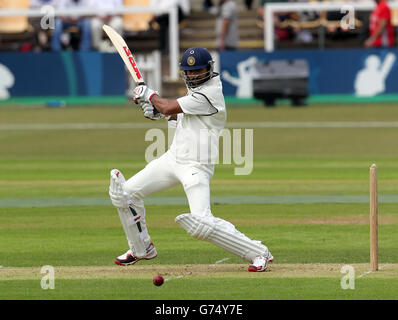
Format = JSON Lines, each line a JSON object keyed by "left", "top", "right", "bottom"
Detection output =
{"left": 133, "top": 85, "right": 158, "bottom": 104}
{"left": 140, "top": 101, "right": 165, "bottom": 120}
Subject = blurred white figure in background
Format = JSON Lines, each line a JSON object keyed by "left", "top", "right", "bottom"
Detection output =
{"left": 0, "top": 64, "right": 15, "bottom": 100}
{"left": 355, "top": 53, "right": 396, "bottom": 96}
{"left": 88, "top": 0, "right": 124, "bottom": 52}
{"left": 222, "top": 56, "right": 258, "bottom": 98}
{"left": 216, "top": 0, "right": 239, "bottom": 51}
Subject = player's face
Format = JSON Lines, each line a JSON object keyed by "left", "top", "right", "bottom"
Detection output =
{"left": 186, "top": 67, "right": 208, "bottom": 86}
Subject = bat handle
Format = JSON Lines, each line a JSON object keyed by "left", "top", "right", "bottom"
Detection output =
{"left": 134, "top": 82, "right": 146, "bottom": 104}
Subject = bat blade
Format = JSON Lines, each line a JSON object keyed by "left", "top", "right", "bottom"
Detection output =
{"left": 102, "top": 24, "right": 145, "bottom": 85}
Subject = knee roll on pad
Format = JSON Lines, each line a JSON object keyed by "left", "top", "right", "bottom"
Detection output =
{"left": 175, "top": 213, "right": 214, "bottom": 241}
{"left": 175, "top": 213, "right": 269, "bottom": 262}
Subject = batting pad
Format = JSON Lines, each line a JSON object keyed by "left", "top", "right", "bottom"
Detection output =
{"left": 175, "top": 213, "right": 269, "bottom": 262}
{"left": 110, "top": 169, "right": 147, "bottom": 258}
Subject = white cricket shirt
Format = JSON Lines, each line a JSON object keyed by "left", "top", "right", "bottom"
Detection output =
{"left": 168, "top": 74, "right": 227, "bottom": 171}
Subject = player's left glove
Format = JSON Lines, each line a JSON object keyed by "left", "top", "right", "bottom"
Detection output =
{"left": 109, "top": 180, "right": 128, "bottom": 208}
{"left": 140, "top": 101, "right": 165, "bottom": 120}
{"left": 133, "top": 85, "right": 158, "bottom": 104}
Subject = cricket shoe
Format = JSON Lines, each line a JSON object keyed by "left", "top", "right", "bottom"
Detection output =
{"left": 248, "top": 251, "right": 274, "bottom": 272}
{"left": 114, "top": 242, "right": 157, "bottom": 266}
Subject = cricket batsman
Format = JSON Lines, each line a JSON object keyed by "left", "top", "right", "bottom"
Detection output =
{"left": 109, "top": 47, "right": 273, "bottom": 272}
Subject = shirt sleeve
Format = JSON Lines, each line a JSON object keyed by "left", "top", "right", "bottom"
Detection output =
{"left": 379, "top": 3, "right": 391, "bottom": 20}
{"left": 177, "top": 92, "right": 218, "bottom": 116}
{"left": 221, "top": 3, "right": 234, "bottom": 19}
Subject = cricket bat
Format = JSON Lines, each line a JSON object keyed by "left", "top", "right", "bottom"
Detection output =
{"left": 102, "top": 24, "right": 145, "bottom": 86}
{"left": 103, "top": 24, "right": 159, "bottom": 113}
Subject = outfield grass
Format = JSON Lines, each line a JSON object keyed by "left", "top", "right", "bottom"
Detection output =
{"left": 1, "top": 103, "right": 398, "bottom": 300}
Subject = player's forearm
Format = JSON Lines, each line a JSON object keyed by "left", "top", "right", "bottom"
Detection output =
{"left": 220, "top": 18, "right": 231, "bottom": 39}
{"left": 370, "top": 19, "right": 388, "bottom": 41}
{"left": 151, "top": 95, "right": 182, "bottom": 116}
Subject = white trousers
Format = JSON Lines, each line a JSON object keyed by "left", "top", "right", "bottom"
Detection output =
{"left": 124, "top": 151, "right": 213, "bottom": 217}
{"left": 120, "top": 151, "right": 213, "bottom": 251}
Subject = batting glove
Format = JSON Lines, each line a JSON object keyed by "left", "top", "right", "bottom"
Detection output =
{"left": 133, "top": 85, "right": 158, "bottom": 104}
{"left": 109, "top": 188, "right": 129, "bottom": 208}
{"left": 140, "top": 101, "right": 165, "bottom": 120}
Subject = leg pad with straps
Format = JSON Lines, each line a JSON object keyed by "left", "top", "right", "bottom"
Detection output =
{"left": 175, "top": 213, "right": 269, "bottom": 262}
{"left": 110, "top": 169, "right": 147, "bottom": 258}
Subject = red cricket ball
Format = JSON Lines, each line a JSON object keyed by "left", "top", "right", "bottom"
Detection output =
{"left": 153, "top": 274, "right": 164, "bottom": 286}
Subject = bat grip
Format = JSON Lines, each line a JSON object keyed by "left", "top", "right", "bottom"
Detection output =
{"left": 135, "top": 81, "right": 160, "bottom": 114}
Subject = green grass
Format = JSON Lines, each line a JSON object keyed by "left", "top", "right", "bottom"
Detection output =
{"left": 1, "top": 103, "right": 398, "bottom": 300}
{"left": 1, "top": 278, "right": 398, "bottom": 300}
{"left": 1, "top": 205, "right": 398, "bottom": 267}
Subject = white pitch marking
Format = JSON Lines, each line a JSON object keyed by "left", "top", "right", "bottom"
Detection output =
{"left": 164, "top": 275, "right": 184, "bottom": 282}
{"left": 215, "top": 258, "right": 230, "bottom": 264}
{"left": 356, "top": 264, "right": 387, "bottom": 279}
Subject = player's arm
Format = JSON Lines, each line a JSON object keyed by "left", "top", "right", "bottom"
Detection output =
{"left": 365, "top": 4, "right": 390, "bottom": 48}
{"left": 219, "top": 18, "right": 231, "bottom": 50}
{"left": 365, "top": 19, "right": 388, "bottom": 47}
{"left": 151, "top": 95, "right": 183, "bottom": 116}
{"left": 133, "top": 85, "right": 183, "bottom": 118}
{"left": 219, "top": 3, "right": 235, "bottom": 51}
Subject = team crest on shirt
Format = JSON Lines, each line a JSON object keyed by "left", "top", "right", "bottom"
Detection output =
{"left": 187, "top": 56, "right": 195, "bottom": 66}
